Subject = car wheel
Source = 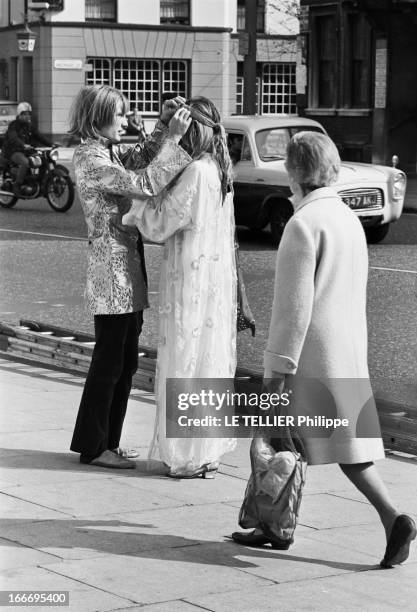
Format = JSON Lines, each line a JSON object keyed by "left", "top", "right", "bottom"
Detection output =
{"left": 270, "top": 202, "right": 293, "bottom": 247}
{"left": 365, "top": 224, "right": 390, "bottom": 244}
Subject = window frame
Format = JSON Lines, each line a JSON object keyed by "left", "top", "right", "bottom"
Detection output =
{"left": 85, "top": 0, "right": 117, "bottom": 23}
{"left": 261, "top": 63, "right": 297, "bottom": 115}
{"left": 237, "top": 0, "right": 265, "bottom": 33}
{"left": 236, "top": 62, "right": 296, "bottom": 116}
{"left": 86, "top": 57, "right": 190, "bottom": 116}
{"left": 308, "top": 6, "right": 373, "bottom": 111}
{"left": 343, "top": 10, "right": 373, "bottom": 109}
{"left": 160, "top": 0, "right": 190, "bottom": 25}
{"left": 310, "top": 8, "right": 338, "bottom": 109}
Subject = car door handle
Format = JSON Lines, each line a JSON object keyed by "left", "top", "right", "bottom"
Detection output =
{"left": 255, "top": 178, "right": 265, "bottom": 182}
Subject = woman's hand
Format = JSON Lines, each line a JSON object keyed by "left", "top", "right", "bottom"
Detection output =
{"left": 167, "top": 107, "right": 192, "bottom": 143}
{"left": 160, "top": 96, "right": 186, "bottom": 124}
{"left": 263, "top": 370, "right": 286, "bottom": 393}
{"left": 122, "top": 198, "right": 148, "bottom": 226}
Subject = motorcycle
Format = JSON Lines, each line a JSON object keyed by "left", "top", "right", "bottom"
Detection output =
{"left": 0, "top": 146, "right": 74, "bottom": 212}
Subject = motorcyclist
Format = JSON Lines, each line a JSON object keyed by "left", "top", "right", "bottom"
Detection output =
{"left": 1, "top": 102, "right": 54, "bottom": 196}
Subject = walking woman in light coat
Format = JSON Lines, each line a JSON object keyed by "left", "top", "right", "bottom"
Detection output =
{"left": 233, "top": 131, "right": 416, "bottom": 568}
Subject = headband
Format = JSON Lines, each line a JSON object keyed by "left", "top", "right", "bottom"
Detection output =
{"left": 182, "top": 104, "right": 223, "bottom": 135}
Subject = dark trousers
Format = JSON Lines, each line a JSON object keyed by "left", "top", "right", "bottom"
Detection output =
{"left": 11, "top": 152, "right": 30, "bottom": 186}
{"left": 70, "top": 311, "right": 143, "bottom": 460}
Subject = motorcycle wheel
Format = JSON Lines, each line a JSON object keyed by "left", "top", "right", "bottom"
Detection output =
{"left": 0, "top": 181, "right": 18, "bottom": 208}
{"left": 45, "top": 170, "right": 74, "bottom": 212}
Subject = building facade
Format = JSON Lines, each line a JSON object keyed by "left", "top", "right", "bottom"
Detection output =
{"left": 298, "top": 0, "right": 417, "bottom": 173}
{"left": 0, "top": 0, "right": 298, "bottom": 141}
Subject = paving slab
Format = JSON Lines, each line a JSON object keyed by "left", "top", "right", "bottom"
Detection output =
{"left": 186, "top": 563, "right": 417, "bottom": 612}
{"left": 0, "top": 430, "right": 76, "bottom": 454}
{"left": 301, "top": 520, "right": 417, "bottom": 564}
{"left": 0, "top": 491, "right": 71, "bottom": 523}
{"left": 118, "top": 467, "right": 247, "bottom": 505}
{"left": 0, "top": 565, "right": 134, "bottom": 612}
{"left": 5, "top": 477, "right": 187, "bottom": 518}
{"left": 115, "top": 603, "right": 201, "bottom": 612}
{"left": 0, "top": 536, "right": 60, "bottom": 571}
{"left": 42, "top": 551, "right": 274, "bottom": 606}
{"left": 224, "top": 535, "right": 376, "bottom": 584}
{"left": 297, "top": 493, "right": 376, "bottom": 530}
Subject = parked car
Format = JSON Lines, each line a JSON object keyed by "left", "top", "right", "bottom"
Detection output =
{"left": 224, "top": 116, "right": 407, "bottom": 245}
{"left": 0, "top": 100, "right": 18, "bottom": 145}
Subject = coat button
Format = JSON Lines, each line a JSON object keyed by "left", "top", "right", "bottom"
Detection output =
{"left": 286, "top": 361, "right": 295, "bottom": 370}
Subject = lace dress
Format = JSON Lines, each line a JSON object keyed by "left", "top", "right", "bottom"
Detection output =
{"left": 124, "top": 155, "right": 237, "bottom": 473}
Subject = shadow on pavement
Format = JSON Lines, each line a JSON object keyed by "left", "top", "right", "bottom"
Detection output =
{"left": 0, "top": 449, "right": 168, "bottom": 478}
{"left": 0, "top": 517, "right": 376, "bottom": 572}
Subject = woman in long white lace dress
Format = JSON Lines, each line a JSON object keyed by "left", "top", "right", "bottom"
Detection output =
{"left": 123, "top": 96, "right": 237, "bottom": 478}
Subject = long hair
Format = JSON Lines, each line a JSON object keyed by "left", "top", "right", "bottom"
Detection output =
{"left": 180, "top": 96, "right": 233, "bottom": 202}
{"left": 68, "top": 85, "right": 128, "bottom": 139}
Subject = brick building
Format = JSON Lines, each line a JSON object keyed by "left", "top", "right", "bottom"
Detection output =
{"left": 298, "top": 0, "right": 417, "bottom": 173}
{"left": 0, "top": 0, "right": 299, "bottom": 141}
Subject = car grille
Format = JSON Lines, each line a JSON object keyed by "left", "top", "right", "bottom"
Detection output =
{"left": 338, "top": 188, "right": 384, "bottom": 211}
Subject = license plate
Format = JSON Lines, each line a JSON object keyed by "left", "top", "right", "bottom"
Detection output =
{"left": 342, "top": 194, "right": 378, "bottom": 209}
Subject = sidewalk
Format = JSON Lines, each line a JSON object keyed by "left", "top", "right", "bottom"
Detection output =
{"left": 1, "top": 358, "right": 416, "bottom": 612}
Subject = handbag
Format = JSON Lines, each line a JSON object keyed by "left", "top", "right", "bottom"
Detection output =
{"left": 235, "top": 236, "right": 256, "bottom": 336}
{"left": 238, "top": 413, "right": 307, "bottom": 547}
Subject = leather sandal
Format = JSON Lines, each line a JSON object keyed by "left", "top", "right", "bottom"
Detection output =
{"left": 380, "top": 514, "right": 416, "bottom": 568}
{"left": 167, "top": 461, "right": 220, "bottom": 479}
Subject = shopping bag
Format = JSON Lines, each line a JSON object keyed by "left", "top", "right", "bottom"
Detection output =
{"left": 239, "top": 426, "right": 307, "bottom": 547}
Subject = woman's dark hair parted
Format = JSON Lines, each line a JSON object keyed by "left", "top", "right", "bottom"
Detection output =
{"left": 68, "top": 85, "right": 128, "bottom": 140}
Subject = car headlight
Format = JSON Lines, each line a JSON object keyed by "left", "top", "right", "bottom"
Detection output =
{"left": 392, "top": 171, "right": 406, "bottom": 200}
{"left": 49, "top": 149, "right": 59, "bottom": 161}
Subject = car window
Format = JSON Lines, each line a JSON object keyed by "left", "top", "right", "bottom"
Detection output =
{"left": 256, "top": 129, "right": 290, "bottom": 161}
{"left": 227, "top": 132, "right": 245, "bottom": 165}
{"left": 255, "top": 126, "right": 325, "bottom": 161}
{"left": 289, "top": 126, "right": 324, "bottom": 137}
{"left": 241, "top": 137, "right": 252, "bottom": 161}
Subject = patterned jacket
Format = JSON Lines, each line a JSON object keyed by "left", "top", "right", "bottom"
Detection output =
{"left": 74, "top": 122, "right": 191, "bottom": 315}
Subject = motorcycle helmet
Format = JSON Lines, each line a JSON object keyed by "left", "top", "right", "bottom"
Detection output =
{"left": 17, "top": 101, "right": 32, "bottom": 116}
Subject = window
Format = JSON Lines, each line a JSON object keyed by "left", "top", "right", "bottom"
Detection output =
{"left": 262, "top": 64, "right": 296, "bottom": 114}
{"left": 237, "top": 0, "right": 265, "bottom": 33}
{"left": 86, "top": 58, "right": 189, "bottom": 115}
{"left": 345, "top": 13, "right": 372, "bottom": 107}
{"left": 315, "top": 14, "right": 336, "bottom": 107}
{"left": 114, "top": 60, "right": 160, "bottom": 113}
{"left": 255, "top": 126, "right": 323, "bottom": 161}
{"left": 85, "top": 0, "right": 116, "bottom": 22}
{"left": 86, "top": 58, "right": 111, "bottom": 86}
{"left": 236, "top": 63, "right": 296, "bottom": 115}
{"left": 309, "top": 8, "right": 372, "bottom": 110}
{"left": 163, "top": 61, "right": 188, "bottom": 98}
{"left": 160, "top": 0, "right": 190, "bottom": 25}
{"left": 235, "top": 76, "right": 261, "bottom": 114}
{"left": 227, "top": 132, "right": 253, "bottom": 165}
{"left": 255, "top": 128, "right": 290, "bottom": 161}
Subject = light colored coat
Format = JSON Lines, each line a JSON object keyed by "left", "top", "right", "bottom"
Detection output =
{"left": 74, "top": 124, "right": 191, "bottom": 315}
{"left": 264, "top": 187, "right": 385, "bottom": 465}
